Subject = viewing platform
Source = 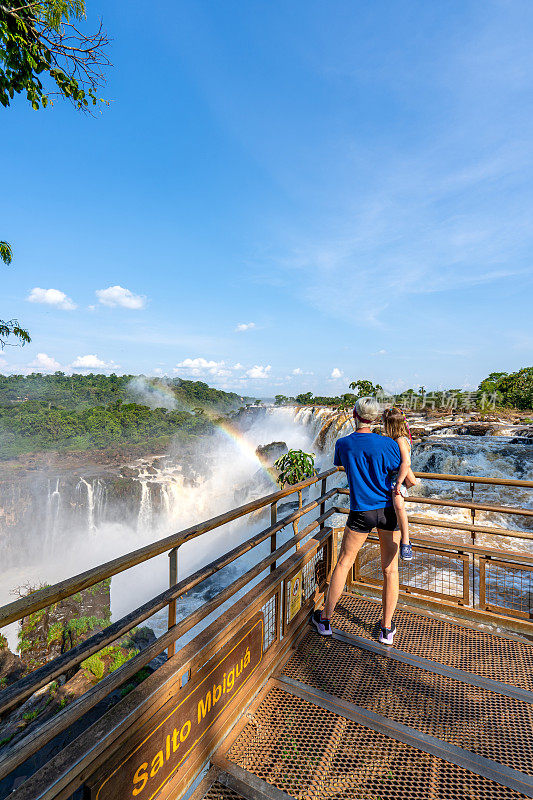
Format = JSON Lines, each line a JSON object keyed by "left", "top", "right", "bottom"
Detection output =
{"left": 1, "top": 468, "right": 533, "bottom": 800}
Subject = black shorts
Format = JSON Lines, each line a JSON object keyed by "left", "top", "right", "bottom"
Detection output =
{"left": 346, "top": 506, "right": 399, "bottom": 533}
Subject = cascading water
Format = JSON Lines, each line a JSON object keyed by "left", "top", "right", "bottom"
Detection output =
{"left": 44, "top": 478, "right": 62, "bottom": 554}
{"left": 137, "top": 480, "right": 152, "bottom": 534}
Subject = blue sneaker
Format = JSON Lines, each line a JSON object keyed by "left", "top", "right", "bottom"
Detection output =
{"left": 400, "top": 543, "right": 413, "bottom": 561}
{"left": 379, "top": 623, "right": 397, "bottom": 646}
{"left": 311, "top": 610, "right": 332, "bottom": 636}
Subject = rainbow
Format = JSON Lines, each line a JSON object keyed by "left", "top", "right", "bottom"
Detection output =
{"left": 147, "top": 380, "right": 278, "bottom": 485}
{"left": 211, "top": 417, "right": 279, "bottom": 486}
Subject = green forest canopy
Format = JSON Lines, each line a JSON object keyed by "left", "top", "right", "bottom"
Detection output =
{"left": 0, "top": 373, "right": 249, "bottom": 458}
{"left": 274, "top": 367, "right": 533, "bottom": 412}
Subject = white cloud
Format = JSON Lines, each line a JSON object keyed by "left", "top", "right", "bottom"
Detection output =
{"left": 174, "top": 357, "right": 228, "bottom": 377}
{"left": 291, "top": 367, "right": 314, "bottom": 378}
{"left": 30, "top": 353, "right": 61, "bottom": 371}
{"left": 235, "top": 322, "right": 256, "bottom": 332}
{"left": 96, "top": 285, "right": 146, "bottom": 310}
{"left": 27, "top": 287, "right": 77, "bottom": 310}
{"left": 246, "top": 364, "right": 271, "bottom": 379}
{"left": 330, "top": 368, "right": 343, "bottom": 379}
{"left": 233, "top": 363, "right": 244, "bottom": 370}
{"left": 71, "top": 354, "right": 114, "bottom": 370}
{"left": 0, "top": 357, "right": 8, "bottom": 368}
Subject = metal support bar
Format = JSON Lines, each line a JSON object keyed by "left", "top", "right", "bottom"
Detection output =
{"left": 270, "top": 502, "right": 277, "bottom": 573}
{"left": 319, "top": 477, "right": 327, "bottom": 529}
{"left": 167, "top": 546, "right": 179, "bottom": 659}
{"left": 218, "top": 762, "right": 297, "bottom": 800}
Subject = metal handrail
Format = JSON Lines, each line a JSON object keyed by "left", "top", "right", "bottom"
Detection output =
{"left": 0, "top": 467, "right": 338, "bottom": 628}
{"left": 2, "top": 467, "right": 531, "bottom": 627}
{"left": 337, "top": 466, "right": 533, "bottom": 489}
{"left": 0, "top": 495, "right": 335, "bottom": 716}
{"left": 414, "top": 472, "right": 533, "bottom": 488}
{"left": 0, "top": 516, "right": 335, "bottom": 781}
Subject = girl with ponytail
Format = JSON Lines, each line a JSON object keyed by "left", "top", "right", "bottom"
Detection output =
{"left": 382, "top": 407, "right": 415, "bottom": 561}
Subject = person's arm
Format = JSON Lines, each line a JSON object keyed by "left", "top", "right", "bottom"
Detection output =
{"left": 404, "top": 467, "right": 416, "bottom": 488}
{"left": 394, "top": 437, "right": 411, "bottom": 493}
{"left": 333, "top": 441, "right": 342, "bottom": 467}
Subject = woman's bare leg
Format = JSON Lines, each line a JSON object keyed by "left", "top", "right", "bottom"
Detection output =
{"left": 393, "top": 493, "right": 410, "bottom": 545}
{"left": 377, "top": 528, "right": 400, "bottom": 628}
{"left": 323, "top": 526, "right": 368, "bottom": 619}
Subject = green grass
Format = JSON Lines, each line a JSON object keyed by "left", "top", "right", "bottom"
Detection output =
{"left": 81, "top": 645, "right": 136, "bottom": 682}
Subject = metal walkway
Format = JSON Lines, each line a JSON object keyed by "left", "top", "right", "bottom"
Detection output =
{"left": 194, "top": 594, "right": 533, "bottom": 800}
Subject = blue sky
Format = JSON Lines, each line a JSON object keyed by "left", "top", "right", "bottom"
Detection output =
{"left": 1, "top": 0, "right": 532, "bottom": 396}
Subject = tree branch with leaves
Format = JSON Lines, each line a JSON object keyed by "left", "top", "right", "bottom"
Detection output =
{"left": 0, "top": 0, "right": 110, "bottom": 110}
{"left": 0, "top": 241, "right": 31, "bottom": 347}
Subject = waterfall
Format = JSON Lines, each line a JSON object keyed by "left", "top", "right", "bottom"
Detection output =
{"left": 44, "top": 479, "right": 62, "bottom": 556}
{"left": 137, "top": 480, "right": 152, "bottom": 533}
{"left": 78, "top": 478, "right": 96, "bottom": 534}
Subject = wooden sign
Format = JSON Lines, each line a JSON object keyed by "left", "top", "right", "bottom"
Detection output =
{"left": 287, "top": 570, "right": 302, "bottom": 623}
{"left": 89, "top": 614, "right": 263, "bottom": 800}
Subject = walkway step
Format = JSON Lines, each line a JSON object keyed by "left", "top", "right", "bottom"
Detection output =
{"left": 284, "top": 629, "right": 533, "bottom": 775}
{"left": 334, "top": 594, "right": 533, "bottom": 690}
{"left": 218, "top": 681, "right": 530, "bottom": 800}
{"left": 276, "top": 676, "right": 533, "bottom": 798}
{"left": 331, "top": 627, "right": 533, "bottom": 704}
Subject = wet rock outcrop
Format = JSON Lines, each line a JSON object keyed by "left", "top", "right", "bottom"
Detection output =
{"left": 455, "top": 423, "right": 496, "bottom": 436}
{"left": 255, "top": 441, "right": 288, "bottom": 466}
{"left": 0, "top": 581, "right": 155, "bottom": 754}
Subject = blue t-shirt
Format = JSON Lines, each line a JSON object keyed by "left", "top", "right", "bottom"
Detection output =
{"left": 334, "top": 432, "right": 401, "bottom": 511}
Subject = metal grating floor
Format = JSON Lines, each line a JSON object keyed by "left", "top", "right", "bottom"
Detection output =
{"left": 202, "top": 783, "right": 246, "bottom": 800}
{"left": 196, "top": 594, "right": 533, "bottom": 800}
{"left": 334, "top": 594, "right": 533, "bottom": 690}
{"left": 225, "top": 686, "right": 529, "bottom": 800}
{"left": 282, "top": 630, "right": 533, "bottom": 774}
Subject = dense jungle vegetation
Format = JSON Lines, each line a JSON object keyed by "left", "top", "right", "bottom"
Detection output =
{"left": 274, "top": 368, "right": 533, "bottom": 412}
{"left": 0, "top": 374, "right": 247, "bottom": 458}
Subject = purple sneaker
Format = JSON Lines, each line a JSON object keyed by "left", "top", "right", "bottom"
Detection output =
{"left": 400, "top": 543, "right": 413, "bottom": 561}
{"left": 311, "top": 610, "right": 332, "bottom": 636}
{"left": 379, "top": 623, "right": 397, "bottom": 646}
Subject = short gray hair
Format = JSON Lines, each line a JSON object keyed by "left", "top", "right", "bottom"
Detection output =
{"left": 354, "top": 397, "right": 381, "bottom": 428}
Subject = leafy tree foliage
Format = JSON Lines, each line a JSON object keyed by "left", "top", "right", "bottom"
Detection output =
{"left": 295, "top": 391, "right": 313, "bottom": 404}
{"left": 270, "top": 368, "right": 532, "bottom": 412}
{"left": 477, "top": 372, "right": 508, "bottom": 405}
{"left": 481, "top": 368, "right": 533, "bottom": 410}
{"left": 0, "top": 241, "right": 13, "bottom": 264}
{"left": 274, "top": 449, "right": 317, "bottom": 488}
{"left": 0, "top": 373, "right": 247, "bottom": 457}
{"left": 1, "top": 239, "right": 31, "bottom": 347}
{"left": 0, "top": 319, "right": 31, "bottom": 348}
{"left": 348, "top": 379, "right": 383, "bottom": 396}
{"left": 0, "top": 0, "right": 110, "bottom": 110}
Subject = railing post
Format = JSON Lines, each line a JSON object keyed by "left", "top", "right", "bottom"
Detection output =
{"left": 320, "top": 476, "right": 327, "bottom": 529}
{"left": 470, "top": 481, "right": 476, "bottom": 544}
{"left": 479, "top": 555, "right": 487, "bottom": 611}
{"left": 167, "top": 546, "right": 179, "bottom": 659}
{"left": 270, "top": 501, "right": 277, "bottom": 573}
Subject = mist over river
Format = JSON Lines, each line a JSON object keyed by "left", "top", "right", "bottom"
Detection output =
{"left": 1, "top": 406, "right": 532, "bottom": 651}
